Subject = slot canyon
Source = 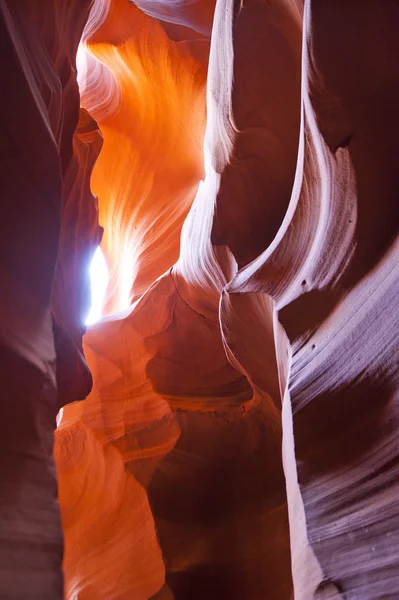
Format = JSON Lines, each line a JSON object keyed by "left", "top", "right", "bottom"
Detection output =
{"left": 1, "top": 0, "right": 398, "bottom": 598}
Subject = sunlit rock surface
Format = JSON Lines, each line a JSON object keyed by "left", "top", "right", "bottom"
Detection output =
{"left": 79, "top": 0, "right": 210, "bottom": 312}
{"left": 1, "top": 0, "right": 398, "bottom": 598}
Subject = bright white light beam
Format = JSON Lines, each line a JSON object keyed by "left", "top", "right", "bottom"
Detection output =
{"left": 86, "top": 246, "right": 109, "bottom": 325}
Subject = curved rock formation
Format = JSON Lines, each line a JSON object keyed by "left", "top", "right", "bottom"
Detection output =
{"left": 0, "top": 1, "right": 98, "bottom": 597}
{"left": 79, "top": 0, "right": 210, "bottom": 312}
{"left": 1, "top": 0, "right": 398, "bottom": 598}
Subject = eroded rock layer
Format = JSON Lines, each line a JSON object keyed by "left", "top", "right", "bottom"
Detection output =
{"left": 0, "top": 1, "right": 97, "bottom": 597}
{"left": 1, "top": 0, "right": 398, "bottom": 599}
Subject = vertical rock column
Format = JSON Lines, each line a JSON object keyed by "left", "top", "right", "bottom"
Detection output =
{"left": 0, "top": 2, "right": 94, "bottom": 597}
{"left": 284, "top": 2, "right": 399, "bottom": 597}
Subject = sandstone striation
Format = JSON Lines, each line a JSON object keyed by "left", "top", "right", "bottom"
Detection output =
{"left": 1, "top": 0, "right": 398, "bottom": 599}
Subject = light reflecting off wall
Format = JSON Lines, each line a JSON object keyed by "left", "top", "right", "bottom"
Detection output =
{"left": 86, "top": 246, "right": 109, "bottom": 325}
{"left": 56, "top": 408, "right": 64, "bottom": 428}
{"left": 76, "top": 41, "right": 88, "bottom": 94}
{"left": 118, "top": 246, "right": 134, "bottom": 314}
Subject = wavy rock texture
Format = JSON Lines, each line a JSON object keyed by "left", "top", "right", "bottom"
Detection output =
{"left": 0, "top": 1, "right": 99, "bottom": 598}
{"left": 223, "top": 1, "right": 399, "bottom": 597}
{"left": 78, "top": 0, "right": 210, "bottom": 312}
{"left": 52, "top": 108, "right": 103, "bottom": 407}
{"left": 2, "top": 0, "right": 398, "bottom": 599}
{"left": 56, "top": 0, "right": 398, "bottom": 598}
